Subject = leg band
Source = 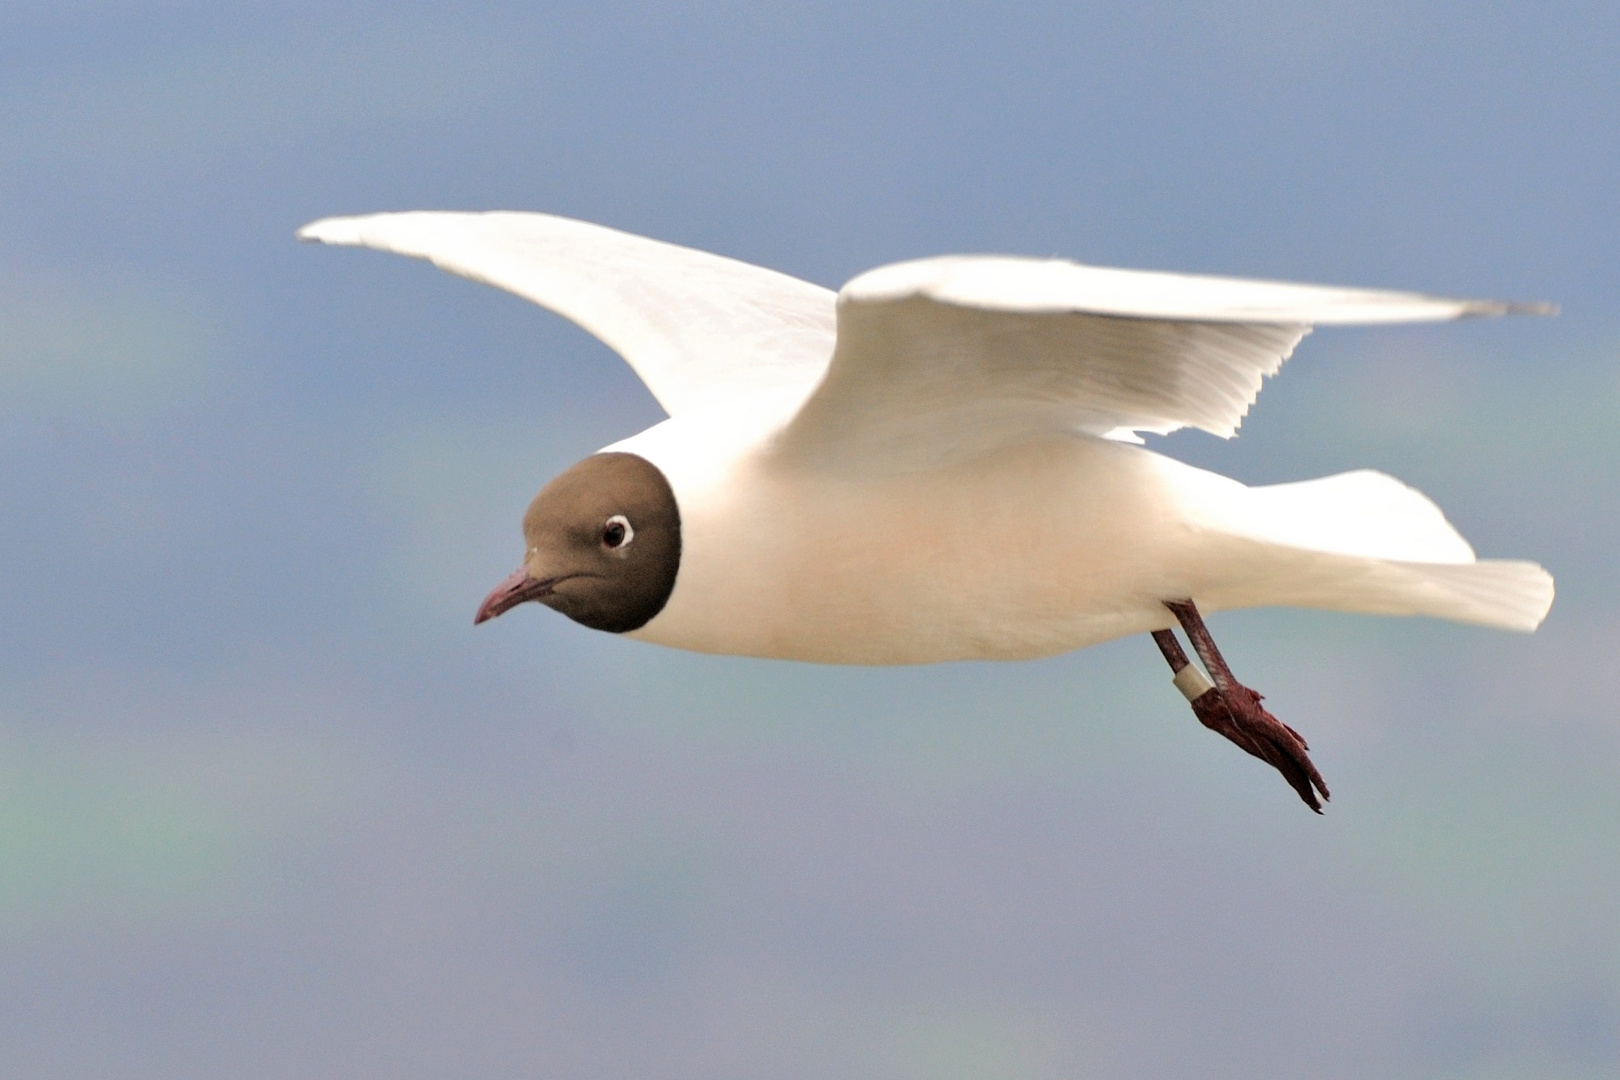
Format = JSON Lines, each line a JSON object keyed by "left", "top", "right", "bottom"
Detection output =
{"left": 1172, "top": 663, "right": 1215, "bottom": 701}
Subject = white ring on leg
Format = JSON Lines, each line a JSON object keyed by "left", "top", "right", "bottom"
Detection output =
{"left": 1173, "top": 664, "right": 1215, "bottom": 702}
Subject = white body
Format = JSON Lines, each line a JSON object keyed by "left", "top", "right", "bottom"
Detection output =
{"left": 619, "top": 408, "right": 1550, "bottom": 664}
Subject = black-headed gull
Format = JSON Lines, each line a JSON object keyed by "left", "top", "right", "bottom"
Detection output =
{"left": 299, "top": 212, "right": 1554, "bottom": 810}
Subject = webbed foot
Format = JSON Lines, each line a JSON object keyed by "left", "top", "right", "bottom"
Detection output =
{"left": 1152, "top": 600, "right": 1330, "bottom": 812}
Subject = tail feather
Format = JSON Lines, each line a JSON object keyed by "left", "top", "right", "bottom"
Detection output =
{"left": 1381, "top": 558, "right": 1555, "bottom": 632}
{"left": 1196, "top": 549, "right": 1554, "bottom": 632}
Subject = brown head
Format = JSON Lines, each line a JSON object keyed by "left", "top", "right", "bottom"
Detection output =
{"left": 475, "top": 452, "right": 681, "bottom": 633}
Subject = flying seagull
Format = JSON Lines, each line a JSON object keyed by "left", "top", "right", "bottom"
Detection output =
{"left": 298, "top": 211, "right": 1555, "bottom": 811}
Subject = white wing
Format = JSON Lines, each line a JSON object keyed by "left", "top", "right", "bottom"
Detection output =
{"left": 774, "top": 255, "right": 1552, "bottom": 470}
{"left": 297, "top": 211, "right": 837, "bottom": 415}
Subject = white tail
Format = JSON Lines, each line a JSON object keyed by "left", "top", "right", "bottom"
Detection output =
{"left": 1192, "top": 470, "right": 1555, "bottom": 631}
{"left": 1374, "top": 558, "right": 1554, "bottom": 631}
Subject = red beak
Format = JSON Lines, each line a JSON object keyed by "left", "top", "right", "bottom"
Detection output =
{"left": 474, "top": 567, "right": 554, "bottom": 624}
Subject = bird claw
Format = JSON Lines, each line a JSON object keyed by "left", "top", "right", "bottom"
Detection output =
{"left": 1188, "top": 684, "right": 1329, "bottom": 813}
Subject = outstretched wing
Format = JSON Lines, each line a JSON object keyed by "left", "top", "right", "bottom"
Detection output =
{"left": 297, "top": 211, "right": 837, "bottom": 415}
{"left": 774, "top": 254, "right": 1552, "bottom": 470}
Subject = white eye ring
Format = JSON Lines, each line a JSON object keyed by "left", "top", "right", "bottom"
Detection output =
{"left": 602, "top": 514, "right": 634, "bottom": 551}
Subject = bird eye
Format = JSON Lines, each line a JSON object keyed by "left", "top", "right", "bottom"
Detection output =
{"left": 602, "top": 514, "right": 634, "bottom": 550}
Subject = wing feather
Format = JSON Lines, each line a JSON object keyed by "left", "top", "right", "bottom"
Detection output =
{"left": 298, "top": 211, "right": 837, "bottom": 415}
{"left": 773, "top": 254, "right": 1551, "bottom": 470}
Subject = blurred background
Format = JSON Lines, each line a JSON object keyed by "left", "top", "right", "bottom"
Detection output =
{"left": 2, "top": 2, "right": 1616, "bottom": 1077}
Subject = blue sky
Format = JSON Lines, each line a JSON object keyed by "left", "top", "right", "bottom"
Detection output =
{"left": 2, "top": 3, "right": 1618, "bottom": 1078}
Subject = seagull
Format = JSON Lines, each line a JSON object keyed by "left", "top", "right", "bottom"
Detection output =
{"left": 298, "top": 211, "right": 1555, "bottom": 811}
